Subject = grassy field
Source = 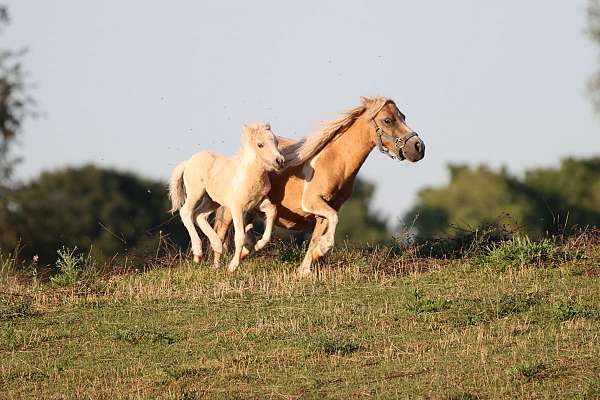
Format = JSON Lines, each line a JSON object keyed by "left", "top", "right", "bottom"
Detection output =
{"left": 1, "top": 234, "right": 599, "bottom": 399}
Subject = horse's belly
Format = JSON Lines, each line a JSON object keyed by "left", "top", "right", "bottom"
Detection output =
{"left": 269, "top": 168, "right": 315, "bottom": 230}
{"left": 274, "top": 206, "right": 315, "bottom": 230}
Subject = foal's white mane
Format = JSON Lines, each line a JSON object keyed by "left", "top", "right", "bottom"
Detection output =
{"left": 281, "top": 96, "right": 391, "bottom": 168}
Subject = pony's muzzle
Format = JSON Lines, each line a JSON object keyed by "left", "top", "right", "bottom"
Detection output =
{"left": 402, "top": 136, "right": 425, "bottom": 162}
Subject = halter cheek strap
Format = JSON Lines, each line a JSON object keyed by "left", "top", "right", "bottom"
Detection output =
{"left": 368, "top": 102, "right": 419, "bottom": 161}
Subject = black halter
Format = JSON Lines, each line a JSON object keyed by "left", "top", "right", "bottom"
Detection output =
{"left": 369, "top": 103, "right": 419, "bottom": 161}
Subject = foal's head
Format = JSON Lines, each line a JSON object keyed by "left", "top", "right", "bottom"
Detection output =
{"left": 242, "top": 122, "right": 285, "bottom": 172}
{"left": 362, "top": 97, "right": 425, "bottom": 162}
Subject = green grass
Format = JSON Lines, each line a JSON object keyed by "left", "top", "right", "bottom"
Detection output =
{"left": 0, "top": 236, "right": 599, "bottom": 399}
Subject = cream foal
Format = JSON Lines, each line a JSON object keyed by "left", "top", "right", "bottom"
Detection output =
{"left": 169, "top": 123, "right": 284, "bottom": 271}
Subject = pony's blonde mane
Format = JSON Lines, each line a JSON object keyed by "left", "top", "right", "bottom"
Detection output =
{"left": 282, "top": 96, "right": 391, "bottom": 168}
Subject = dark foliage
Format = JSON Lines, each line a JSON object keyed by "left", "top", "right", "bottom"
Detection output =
{"left": 404, "top": 158, "right": 600, "bottom": 240}
{"left": 1, "top": 165, "right": 188, "bottom": 264}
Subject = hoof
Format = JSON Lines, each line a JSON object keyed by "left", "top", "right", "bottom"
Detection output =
{"left": 241, "top": 247, "right": 250, "bottom": 259}
{"left": 212, "top": 252, "right": 222, "bottom": 269}
{"left": 295, "top": 268, "right": 313, "bottom": 278}
{"left": 227, "top": 263, "right": 238, "bottom": 273}
{"left": 193, "top": 254, "right": 202, "bottom": 263}
{"left": 313, "top": 237, "right": 332, "bottom": 258}
{"left": 254, "top": 240, "right": 267, "bottom": 252}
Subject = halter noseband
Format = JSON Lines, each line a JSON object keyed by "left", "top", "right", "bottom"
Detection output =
{"left": 369, "top": 102, "right": 419, "bottom": 161}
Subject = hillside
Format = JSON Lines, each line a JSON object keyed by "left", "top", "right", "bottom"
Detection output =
{"left": 1, "top": 235, "right": 599, "bottom": 399}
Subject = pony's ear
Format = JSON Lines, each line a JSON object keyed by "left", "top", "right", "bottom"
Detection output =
{"left": 360, "top": 96, "right": 374, "bottom": 105}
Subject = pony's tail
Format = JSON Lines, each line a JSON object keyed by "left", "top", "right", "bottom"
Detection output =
{"left": 168, "top": 161, "right": 187, "bottom": 214}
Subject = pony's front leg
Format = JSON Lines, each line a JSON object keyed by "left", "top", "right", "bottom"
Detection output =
{"left": 298, "top": 197, "right": 339, "bottom": 276}
{"left": 254, "top": 198, "right": 277, "bottom": 252}
{"left": 228, "top": 208, "right": 246, "bottom": 272}
{"left": 299, "top": 217, "right": 328, "bottom": 276}
{"left": 214, "top": 206, "right": 233, "bottom": 253}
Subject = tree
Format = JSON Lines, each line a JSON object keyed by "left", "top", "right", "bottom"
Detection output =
{"left": 335, "top": 177, "right": 390, "bottom": 244}
{"left": 588, "top": 0, "right": 600, "bottom": 111}
{"left": 524, "top": 157, "right": 600, "bottom": 230}
{"left": 0, "top": 6, "right": 37, "bottom": 254}
{"left": 403, "top": 158, "right": 600, "bottom": 239}
{"left": 1, "top": 165, "right": 188, "bottom": 263}
{"left": 403, "top": 165, "right": 541, "bottom": 239}
{"left": 0, "top": 6, "right": 36, "bottom": 186}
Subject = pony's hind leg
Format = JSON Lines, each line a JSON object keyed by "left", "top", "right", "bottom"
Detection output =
{"left": 254, "top": 198, "right": 277, "bottom": 252}
{"left": 194, "top": 203, "right": 223, "bottom": 268}
{"left": 240, "top": 222, "right": 255, "bottom": 260}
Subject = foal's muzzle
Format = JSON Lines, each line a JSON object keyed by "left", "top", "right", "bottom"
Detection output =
{"left": 277, "top": 156, "right": 285, "bottom": 168}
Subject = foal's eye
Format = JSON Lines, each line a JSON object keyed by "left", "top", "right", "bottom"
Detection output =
{"left": 383, "top": 118, "right": 393, "bottom": 125}
{"left": 257, "top": 143, "right": 264, "bottom": 148}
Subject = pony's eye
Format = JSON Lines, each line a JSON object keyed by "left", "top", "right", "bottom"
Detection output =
{"left": 257, "top": 143, "right": 264, "bottom": 148}
{"left": 383, "top": 118, "right": 393, "bottom": 125}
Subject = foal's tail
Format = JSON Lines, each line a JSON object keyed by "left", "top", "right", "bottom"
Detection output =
{"left": 168, "top": 161, "right": 187, "bottom": 214}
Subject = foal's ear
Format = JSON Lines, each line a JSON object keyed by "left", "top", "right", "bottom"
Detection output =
{"left": 242, "top": 124, "right": 255, "bottom": 143}
{"left": 242, "top": 124, "right": 255, "bottom": 136}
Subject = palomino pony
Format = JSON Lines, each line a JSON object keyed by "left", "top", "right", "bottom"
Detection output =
{"left": 169, "top": 123, "right": 285, "bottom": 271}
{"left": 214, "top": 96, "right": 425, "bottom": 276}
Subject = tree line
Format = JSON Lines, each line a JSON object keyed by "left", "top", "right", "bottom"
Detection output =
{"left": 1, "top": 157, "right": 599, "bottom": 263}
{"left": 404, "top": 158, "right": 600, "bottom": 239}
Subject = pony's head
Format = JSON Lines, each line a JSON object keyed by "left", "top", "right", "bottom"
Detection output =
{"left": 242, "top": 122, "right": 285, "bottom": 172}
{"left": 362, "top": 97, "right": 425, "bottom": 162}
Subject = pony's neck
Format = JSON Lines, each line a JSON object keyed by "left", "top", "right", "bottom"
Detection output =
{"left": 330, "top": 116, "right": 376, "bottom": 173}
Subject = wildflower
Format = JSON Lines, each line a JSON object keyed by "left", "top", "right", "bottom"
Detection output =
{"left": 32, "top": 254, "right": 39, "bottom": 263}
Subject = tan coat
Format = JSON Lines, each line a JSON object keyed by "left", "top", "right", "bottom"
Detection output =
{"left": 216, "top": 97, "right": 426, "bottom": 276}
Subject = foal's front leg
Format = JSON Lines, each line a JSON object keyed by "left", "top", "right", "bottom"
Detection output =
{"left": 228, "top": 207, "right": 246, "bottom": 272}
{"left": 254, "top": 197, "right": 277, "bottom": 252}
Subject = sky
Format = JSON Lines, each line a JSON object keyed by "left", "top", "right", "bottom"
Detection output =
{"left": 3, "top": 0, "right": 599, "bottom": 224}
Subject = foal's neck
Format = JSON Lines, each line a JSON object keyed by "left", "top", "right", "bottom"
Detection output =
{"left": 239, "top": 148, "right": 269, "bottom": 175}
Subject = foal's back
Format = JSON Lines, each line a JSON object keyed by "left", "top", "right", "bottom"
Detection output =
{"left": 184, "top": 150, "right": 236, "bottom": 204}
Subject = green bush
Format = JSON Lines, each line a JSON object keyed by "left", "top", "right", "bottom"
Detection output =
{"left": 474, "top": 236, "right": 580, "bottom": 270}
{"left": 49, "top": 247, "right": 98, "bottom": 288}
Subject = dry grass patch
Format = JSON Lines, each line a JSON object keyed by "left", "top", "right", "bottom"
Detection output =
{"left": 0, "top": 236, "right": 598, "bottom": 399}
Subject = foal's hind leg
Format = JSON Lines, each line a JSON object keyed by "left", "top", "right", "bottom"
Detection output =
{"left": 180, "top": 187, "right": 206, "bottom": 263}
{"left": 194, "top": 203, "right": 223, "bottom": 268}
{"left": 228, "top": 207, "right": 246, "bottom": 272}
